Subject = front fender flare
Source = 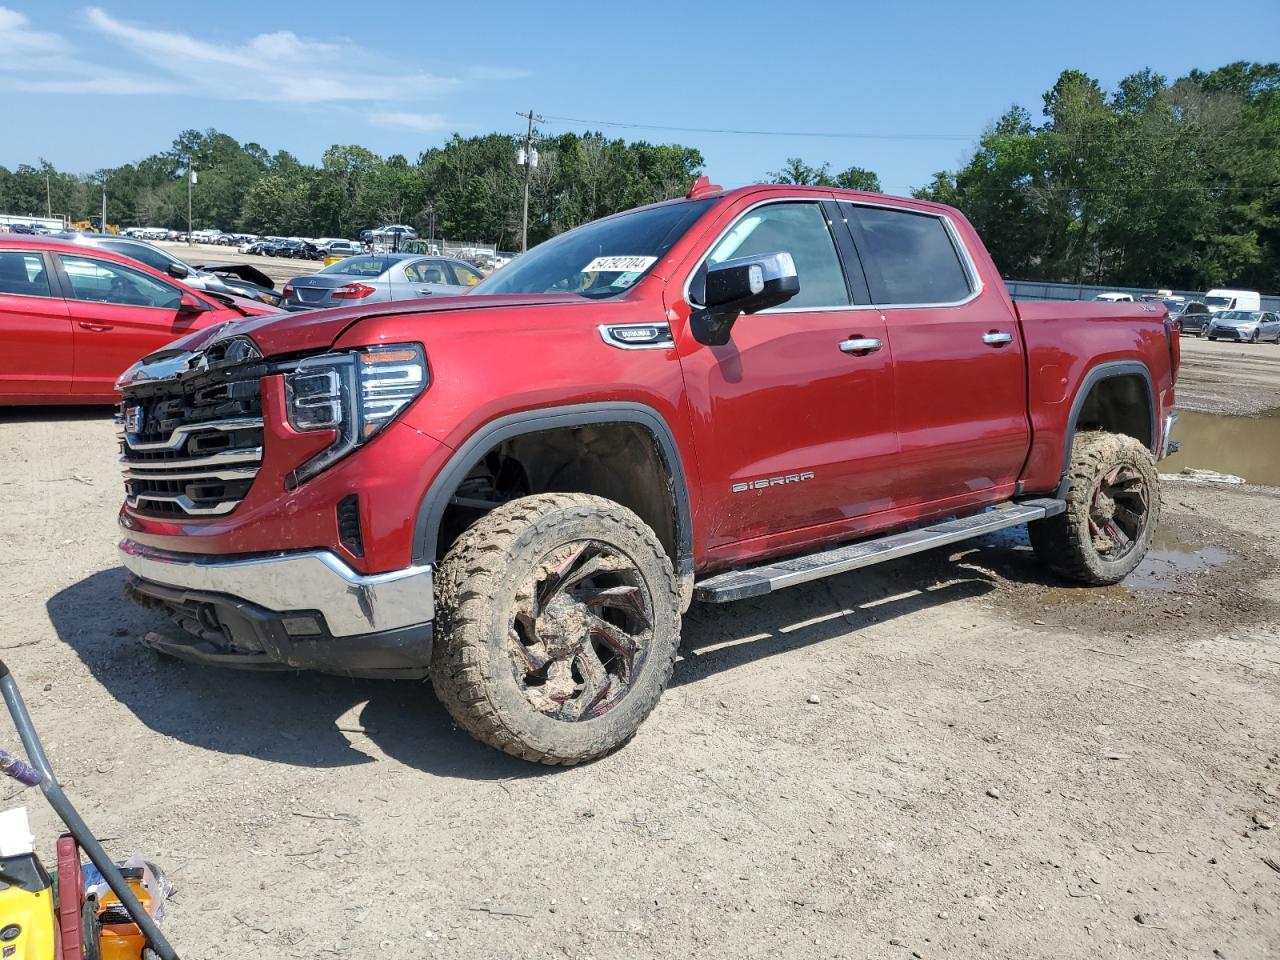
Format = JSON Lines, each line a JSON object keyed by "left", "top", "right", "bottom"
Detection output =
{"left": 411, "top": 401, "right": 694, "bottom": 588}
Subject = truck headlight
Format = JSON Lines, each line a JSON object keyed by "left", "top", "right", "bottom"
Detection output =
{"left": 284, "top": 343, "right": 427, "bottom": 487}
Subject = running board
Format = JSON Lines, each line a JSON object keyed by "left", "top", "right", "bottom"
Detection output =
{"left": 694, "top": 498, "right": 1065, "bottom": 603}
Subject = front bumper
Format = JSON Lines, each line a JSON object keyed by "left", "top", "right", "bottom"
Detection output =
{"left": 119, "top": 540, "right": 434, "bottom": 677}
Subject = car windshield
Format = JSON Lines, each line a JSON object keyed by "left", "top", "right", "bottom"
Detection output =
{"left": 473, "top": 199, "right": 714, "bottom": 299}
{"left": 1205, "top": 296, "right": 1232, "bottom": 307}
{"left": 320, "top": 256, "right": 401, "bottom": 278}
{"left": 1217, "top": 311, "right": 1256, "bottom": 322}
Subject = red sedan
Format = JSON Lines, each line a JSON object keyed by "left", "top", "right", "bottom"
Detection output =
{"left": 0, "top": 236, "right": 281, "bottom": 404}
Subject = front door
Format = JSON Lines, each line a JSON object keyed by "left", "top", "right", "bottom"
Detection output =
{"left": 54, "top": 253, "right": 206, "bottom": 399}
{"left": 0, "top": 249, "right": 72, "bottom": 399}
{"left": 673, "top": 198, "right": 899, "bottom": 556}
{"left": 844, "top": 203, "right": 1030, "bottom": 507}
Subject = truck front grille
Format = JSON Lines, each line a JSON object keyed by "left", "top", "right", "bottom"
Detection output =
{"left": 120, "top": 370, "right": 264, "bottom": 518}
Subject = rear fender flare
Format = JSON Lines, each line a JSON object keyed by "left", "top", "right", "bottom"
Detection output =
{"left": 1055, "top": 360, "right": 1156, "bottom": 498}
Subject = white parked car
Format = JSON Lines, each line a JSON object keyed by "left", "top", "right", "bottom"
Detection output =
{"left": 1094, "top": 292, "right": 1134, "bottom": 303}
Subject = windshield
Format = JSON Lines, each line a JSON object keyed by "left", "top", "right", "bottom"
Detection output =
{"left": 1205, "top": 296, "right": 1232, "bottom": 307}
{"left": 474, "top": 199, "right": 714, "bottom": 299}
{"left": 1217, "top": 311, "right": 1257, "bottom": 323}
{"left": 321, "top": 256, "right": 403, "bottom": 277}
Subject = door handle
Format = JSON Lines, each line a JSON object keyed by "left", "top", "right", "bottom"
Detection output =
{"left": 415, "top": 288, "right": 434, "bottom": 295}
{"left": 982, "top": 331, "right": 1014, "bottom": 347}
{"left": 839, "top": 337, "right": 882, "bottom": 354}
{"left": 77, "top": 321, "right": 113, "bottom": 332}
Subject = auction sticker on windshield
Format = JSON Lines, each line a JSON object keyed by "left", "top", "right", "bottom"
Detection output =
{"left": 581, "top": 255, "right": 657, "bottom": 273}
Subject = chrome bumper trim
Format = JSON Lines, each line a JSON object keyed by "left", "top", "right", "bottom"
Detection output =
{"left": 118, "top": 540, "right": 433, "bottom": 637}
{"left": 1158, "top": 410, "right": 1179, "bottom": 460}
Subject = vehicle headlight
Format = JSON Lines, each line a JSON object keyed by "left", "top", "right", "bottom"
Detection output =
{"left": 284, "top": 343, "right": 427, "bottom": 486}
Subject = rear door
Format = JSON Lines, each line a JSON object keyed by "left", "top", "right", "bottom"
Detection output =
{"left": 53, "top": 253, "right": 210, "bottom": 398}
{"left": 0, "top": 249, "right": 73, "bottom": 398}
{"left": 843, "top": 202, "right": 1030, "bottom": 507}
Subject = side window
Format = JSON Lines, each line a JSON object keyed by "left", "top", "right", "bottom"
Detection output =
{"left": 851, "top": 207, "right": 973, "bottom": 305}
{"left": 0, "top": 251, "right": 52, "bottom": 298}
{"left": 58, "top": 255, "right": 183, "bottom": 309}
{"left": 448, "top": 262, "right": 483, "bottom": 287}
{"left": 100, "top": 240, "right": 171, "bottom": 274}
{"left": 706, "top": 202, "right": 849, "bottom": 309}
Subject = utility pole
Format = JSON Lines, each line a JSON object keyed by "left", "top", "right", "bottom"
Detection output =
{"left": 45, "top": 173, "right": 52, "bottom": 219}
{"left": 186, "top": 160, "right": 195, "bottom": 246}
{"left": 101, "top": 185, "right": 107, "bottom": 233}
{"left": 516, "top": 109, "right": 543, "bottom": 253}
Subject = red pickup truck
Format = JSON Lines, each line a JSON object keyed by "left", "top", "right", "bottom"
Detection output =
{"left": 115, "top": 181, "right": 1180, "bottom": 765}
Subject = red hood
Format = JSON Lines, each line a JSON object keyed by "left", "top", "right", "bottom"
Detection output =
{"left": 159, "top": 294, "right": 589, "bottom": 358}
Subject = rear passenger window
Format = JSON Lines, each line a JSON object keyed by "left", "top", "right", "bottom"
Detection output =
{"left": 706, "top": 202, "right": 849, "bottom": 309}
{"left": 0, "top": 251, "right": 52, "bottom": 298}
{"left": 852, "top": 207, "right": 972, "bottom": 305}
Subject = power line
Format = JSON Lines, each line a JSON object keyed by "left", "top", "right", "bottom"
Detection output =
{"left": 542, "top": 114, "right": 974, "bottom": 141}
{"left": 541, "top": 113, "right": 1280, "bottom": 145}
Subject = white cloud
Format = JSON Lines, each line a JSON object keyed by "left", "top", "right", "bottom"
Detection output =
{"left": 0, "top": 5, "right": 176, "bottom": 94}
{"left": 83, "top": 7, "right": 458, "bottom": 104}
{"left": 465, "top": 65, "right": 534, "bottom": 82}
{"left": 370, "top": 111, "right": 450, "bottom": 133}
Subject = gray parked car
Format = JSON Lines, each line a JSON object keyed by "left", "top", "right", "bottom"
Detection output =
{"left": 283, "top": 254, "right": 483, "bottom": 309}
{"left": 51, "top": 232, "right": 283, "bottom": 306}
{"left": 1204, "top": 310, "right": 1280, "bottom": 343}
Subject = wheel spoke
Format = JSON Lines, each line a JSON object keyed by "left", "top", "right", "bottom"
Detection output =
{"left": 1103, "top": 519, "right": 1131, "bottom": 549}
{"left": 578, "top": 585, "right": 649, "bottom": 626}
{"left": 571, "top": 645, "right": 613, "bottom": 720}
{"left": 588, "top": 612, "right": 639, "bottom": 660}
{"left": 535, "top": 543, "right": 594, "bottom": 613}
{"left": 545, "top": 658, "right": 576, "bottom": 702}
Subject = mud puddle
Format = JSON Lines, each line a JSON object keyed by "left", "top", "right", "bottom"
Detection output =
{"left": 1160, "top": 406, "right": 1280, "bottom": 485}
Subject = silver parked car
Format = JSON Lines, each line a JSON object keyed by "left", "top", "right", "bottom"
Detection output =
{"left": 1204, "top": 310, "right": 1280, "bottom": 343}
{"left": 283, "top": 254, "right": 484, "bottom": 309}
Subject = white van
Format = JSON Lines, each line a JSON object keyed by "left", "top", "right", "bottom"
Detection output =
{"left": 1204, "top": 289, "right": 1261, "bottom": 313}
{"left": 1094, "top": 292, "right": 1134, "bottom": 302}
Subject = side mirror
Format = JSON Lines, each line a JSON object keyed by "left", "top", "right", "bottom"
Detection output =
{"left": 167, "top": 262, "right": 190, "bottom": 280}
{"left": 690, "top": 252, "right": 800, "bottom": 346}
{"left": 177, "top": 293, "right": 209, "bottom": 316}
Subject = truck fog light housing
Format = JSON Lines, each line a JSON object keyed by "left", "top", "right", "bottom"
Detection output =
{"left": 284, "top": 343, "right": 428, "bottom": 487}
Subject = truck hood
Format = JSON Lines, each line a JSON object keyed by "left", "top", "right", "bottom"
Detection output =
{"left": 151, "top": 293, "right": 591, "bottom": 359}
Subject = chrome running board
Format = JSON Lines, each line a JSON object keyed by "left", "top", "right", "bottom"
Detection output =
{"left": 694, "top": 498, "right": 1065, "bottom": 603}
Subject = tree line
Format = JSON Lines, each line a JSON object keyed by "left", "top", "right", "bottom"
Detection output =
{"left": 0, "top": 129, "right": 705, "bottom": 251}
{"left": 1, "top": 59, "right": 1275, "bottom": 290}
{"left": 915, "top": 62, "right": 1280, "bottom": 293}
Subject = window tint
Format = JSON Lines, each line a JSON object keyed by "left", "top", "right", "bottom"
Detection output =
{"left": 406, "top": 260, "right": 451, "bottom": 285}
{"left": 58, "top": 255, "right": 183, "bottom": 309}
{"left": 852, "top": 207, "right": 972, "bottom": 305}
{"left": 448, "top": 262, "right": 483, "bottom": 287}
{"left": 0, "top": 251, "right": 52, "bottom": 297}
{"left": 706, "top": 202, "right": 848, "bottom": 309}
{"left": 99, "top": 240, "right": 172, "bottom": 274}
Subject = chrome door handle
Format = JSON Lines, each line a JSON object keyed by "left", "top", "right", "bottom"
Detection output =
{"left": 982, "top": 331, "right": 1013, "bottom": 346}
{"left": 839, "top": 337, "right": 882, "bottom": 354}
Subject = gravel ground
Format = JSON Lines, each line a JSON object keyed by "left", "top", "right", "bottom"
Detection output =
{"left": 0, "top": 337, "right": 1277, "bottom": 959}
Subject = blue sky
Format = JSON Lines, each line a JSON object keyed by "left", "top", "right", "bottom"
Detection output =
{"left": 3, "top": 0, "right": 1278, "bottom": 195}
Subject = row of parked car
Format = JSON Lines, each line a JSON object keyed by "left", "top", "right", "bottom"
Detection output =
{"left": 0, "top": 230, "right": 495, "bottom": 401}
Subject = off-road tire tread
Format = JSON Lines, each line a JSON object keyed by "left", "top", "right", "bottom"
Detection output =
{"left": 1028, "top": 430, "right": 1160, "bottom": 585}
{"left": 431, "top": 492, "right": 679, "bottom": 766}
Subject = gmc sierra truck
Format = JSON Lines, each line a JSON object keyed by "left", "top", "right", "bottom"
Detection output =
{"left": 115, "top": 180, "right": 1180, "bottom": 765}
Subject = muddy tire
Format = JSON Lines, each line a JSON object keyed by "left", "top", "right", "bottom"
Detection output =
{"left": 430, "top": 493, "right": 680, "bottom": 765}
{"left": 1250, "top": 331, "right": 1260, "bottom": 344}
{"left": 1028, "top": 431, "right": 1160, "bottom": 585}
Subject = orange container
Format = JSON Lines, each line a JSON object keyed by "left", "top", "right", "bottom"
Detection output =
{"left": 96, "top": 868, "right": 155, "bottom": 960}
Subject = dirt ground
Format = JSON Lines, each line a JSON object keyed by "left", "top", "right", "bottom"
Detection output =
{"left": 1, "top": 336, "right": 1277, "bottom": 959}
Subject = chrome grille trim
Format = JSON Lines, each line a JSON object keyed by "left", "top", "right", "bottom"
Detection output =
{"left": 125, "top": 492, "right": 240, "bottom": 516}
{"left": 117, "top": 447, "right": 263, "bottom": 471}
{"left": 122, "top": 417, "right": 264, "bottom": 452}
{"left": 123, "top": 465, "right": 260, "bottom": 482}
